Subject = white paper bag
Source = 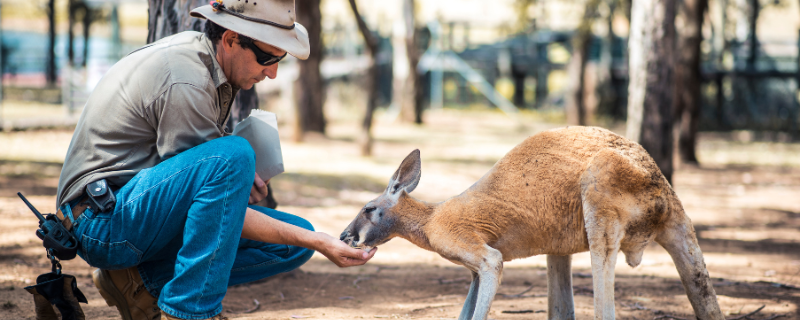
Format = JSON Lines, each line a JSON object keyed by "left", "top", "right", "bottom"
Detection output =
{"left": 232, "top": 110, "right": 284, "bottom": 181}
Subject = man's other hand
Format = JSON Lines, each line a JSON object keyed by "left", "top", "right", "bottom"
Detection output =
{"left": 315, "top": 233, "right": 377, "bottom": 267}
{"left": 249, "top": 173, "right": 270, "bottom": 204}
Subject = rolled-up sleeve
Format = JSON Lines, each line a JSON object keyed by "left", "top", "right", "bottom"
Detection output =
{"left": 151, "top": 83, "right": 224, "bottom": 160}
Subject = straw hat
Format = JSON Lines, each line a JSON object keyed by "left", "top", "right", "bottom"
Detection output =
{"left": 190, "top": 0, "right": 310, "bottom": 60}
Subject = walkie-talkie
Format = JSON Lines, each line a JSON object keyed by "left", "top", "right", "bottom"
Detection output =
{"left": 17, "top": 192, "right": 79, "bottom": 260}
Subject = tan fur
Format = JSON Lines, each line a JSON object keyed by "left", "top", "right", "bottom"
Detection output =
{"left": 341, "top": 126, "right": 723, "bottom": 320}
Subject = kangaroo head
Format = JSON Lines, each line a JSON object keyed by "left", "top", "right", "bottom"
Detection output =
{"left": 340, "top": 149, "right": 422, "bottom": 251}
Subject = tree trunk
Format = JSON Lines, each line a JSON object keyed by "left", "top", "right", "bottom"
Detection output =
{"left": 399, "top": 0, "right": 423, "bottom": 124}
{"left": 565, "top": 0, "right": 601, "bottom": 126}
{"left": 147, "top": 0, "right": 278, "bottom": 209}
{"left": 626, "top": 0, "right": 676, "bottom": 183}
{"left": 594, "top": 0, "right": 620, "bottom": 120}
{"left": 68, "top": 0, "right": 75, "bottom": 67}
{"left": 674, "top": 0, "right": 707, "bottom": 165}
{"left": 81, "top": 7, "right": 91, "bottom": 68}
{"left": 46, "top": 0, "right": 57, "bottom": 86}
{"left": 348, "top": 0, "right": 380, "bottom": 156}
{"left": 293, "top": 0, "right": 325, "bottom": 141}
{"left": 147, "top": 0, "right": 206, "bottom": 43}
{"left": 513, "top": 73, "right": 525, "bottom": 108}
{"left": 747, "top": 0, "right": 759, "bottom": 70}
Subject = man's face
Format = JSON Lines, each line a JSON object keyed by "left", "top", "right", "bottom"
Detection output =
{"left": 220, "top": 31, "right": 286, "bottom": 90}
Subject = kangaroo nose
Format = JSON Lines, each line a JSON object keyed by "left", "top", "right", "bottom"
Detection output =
{"left": 339, "top": 230, "right": 360, "bottom": 246}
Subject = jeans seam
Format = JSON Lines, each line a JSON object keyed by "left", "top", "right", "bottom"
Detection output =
{"left": 197, "top": 155, "right": 235, "bottom": 312}
{"left": 230, "top": 256, "right": 284, "bottom": 273}
{"left": 159, "top": 304, "right": 222, "bottom": 320}
{"left": 123, "top": 156, "right": 232, "bottom": 207}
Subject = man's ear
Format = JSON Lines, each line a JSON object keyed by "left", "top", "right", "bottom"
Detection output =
{"left": 387, "top": 149, "right": 422, "bottom": 194}
{"left": 220, "top": 30, "right": 237, "bottom": 52}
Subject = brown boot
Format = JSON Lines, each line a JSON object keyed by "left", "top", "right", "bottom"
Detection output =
{"left": 25, "top": 273, "right": 87, "bottom": 320}
{"left": 160, "top": 310, "right": 228, "bottom": 320}
{"left": 25, "top": 286, "right": 59, "bottom": 320}
{"left": 92, "top": 267, "right": 160, "bottom": 320}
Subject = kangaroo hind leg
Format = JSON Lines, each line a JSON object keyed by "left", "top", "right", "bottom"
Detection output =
{"left": 656, "top": 214, "right": 724, "bottom": 320}
{"left": 457, "top": 271, "right": 479, "bottom": 320}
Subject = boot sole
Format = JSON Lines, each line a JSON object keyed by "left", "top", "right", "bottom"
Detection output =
{"left": 93, "top": 268, "right": 133, "bottom": 320}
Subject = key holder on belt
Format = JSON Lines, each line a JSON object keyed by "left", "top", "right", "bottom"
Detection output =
{"left": 18, "top": 192, "right": 87, "bottom": 320}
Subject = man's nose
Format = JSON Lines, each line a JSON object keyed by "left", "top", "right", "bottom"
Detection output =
{"left": 263, "top": 64, "right": 278, "bottom": 79}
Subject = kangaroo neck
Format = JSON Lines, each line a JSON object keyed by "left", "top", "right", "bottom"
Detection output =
{"left": 394, "top": 194, "right": 438, "bottom": 251}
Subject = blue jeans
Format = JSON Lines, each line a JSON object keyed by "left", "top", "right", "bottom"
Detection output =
{"left": 61, "top": 136, "right": 315, "bottom": 319}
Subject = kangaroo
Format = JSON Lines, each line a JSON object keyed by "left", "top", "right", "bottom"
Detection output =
{"left": 340, "top": 126, "right": 723, "bottom": 320}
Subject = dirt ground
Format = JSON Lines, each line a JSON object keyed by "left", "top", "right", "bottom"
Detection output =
{"left": 1, "top": 109, "right": 799, "bottom": 320}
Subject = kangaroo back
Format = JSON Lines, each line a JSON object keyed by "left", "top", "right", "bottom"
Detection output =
{"left": 452, "top": 126, "right": 665, "bottom": 260}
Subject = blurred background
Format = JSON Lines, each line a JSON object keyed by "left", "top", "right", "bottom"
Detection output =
{"left": 0, "top": 0, "right": 798, "bottom": 166}
{"left": 1, "top": 0, "right": 800, "bottom": 319}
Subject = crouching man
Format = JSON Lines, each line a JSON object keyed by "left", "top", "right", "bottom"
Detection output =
{"left": 55, "top": 0, "right": 375, "bottom": 319}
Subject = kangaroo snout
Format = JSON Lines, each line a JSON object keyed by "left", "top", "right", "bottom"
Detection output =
{"left": 341, "top": 203, "right": 400, "bottom": 251}
{"left": 339, "top": 230, "right": 358, "bottom": 247}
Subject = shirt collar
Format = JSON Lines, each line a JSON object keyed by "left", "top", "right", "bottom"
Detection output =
{"left": 201, "top": 34, "right": 230, "bottom": 89}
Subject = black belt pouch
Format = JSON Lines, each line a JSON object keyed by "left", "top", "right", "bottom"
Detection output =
{"left": 86, "top": 179, "right": 116, "bottom": 213}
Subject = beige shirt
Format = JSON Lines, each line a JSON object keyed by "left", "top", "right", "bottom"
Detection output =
{"left": 57, "top": 31, "right": 238, "bottom": 207}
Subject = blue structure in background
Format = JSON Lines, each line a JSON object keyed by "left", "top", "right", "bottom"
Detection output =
{"left": 1, "top": 30, "right": 141, "bottom": 77}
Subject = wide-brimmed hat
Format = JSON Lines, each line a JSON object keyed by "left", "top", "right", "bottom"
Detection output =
{"left": 191, "top": 0, "right": 309, "bottom": 60}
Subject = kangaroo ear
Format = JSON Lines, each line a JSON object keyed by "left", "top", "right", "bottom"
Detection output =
{"left": 388, "top": 149, "right": 422, "bottom": 194}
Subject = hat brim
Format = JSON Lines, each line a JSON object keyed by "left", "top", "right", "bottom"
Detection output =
{"left": 191, "top": 5, "right": 310, "bottom": 60}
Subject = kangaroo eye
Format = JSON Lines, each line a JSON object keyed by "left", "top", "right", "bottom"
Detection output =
{"left": 364, "top": 207, "right": 376, "bottom": 213}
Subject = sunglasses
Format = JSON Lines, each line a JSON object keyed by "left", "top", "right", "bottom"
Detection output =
{"left": 242, "top": 41, "right": 287, "bottom": 66}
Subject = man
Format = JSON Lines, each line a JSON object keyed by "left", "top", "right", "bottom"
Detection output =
{"left": 54, "top": 0, "right": 376, "bottom": 319}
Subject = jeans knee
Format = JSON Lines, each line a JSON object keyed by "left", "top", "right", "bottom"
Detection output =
{"left": 206, "top": 136, "right": 255, "bottom": 179}
{"left": 222, "top": 136, "right": 255, "bottom": 166}
{"left": 294, "top": 216, "right": 315, "bottom": 232}
{"left": 300, "top": 246, "right": 314, "bottom": 263}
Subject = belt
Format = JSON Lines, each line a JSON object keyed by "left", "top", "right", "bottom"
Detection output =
{"left": 55, "top": 197, "right": 92, "bottom": 231}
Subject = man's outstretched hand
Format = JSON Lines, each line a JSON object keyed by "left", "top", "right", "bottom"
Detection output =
{"left": 314, "top": 232, "right": 377, "bottom": 267}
